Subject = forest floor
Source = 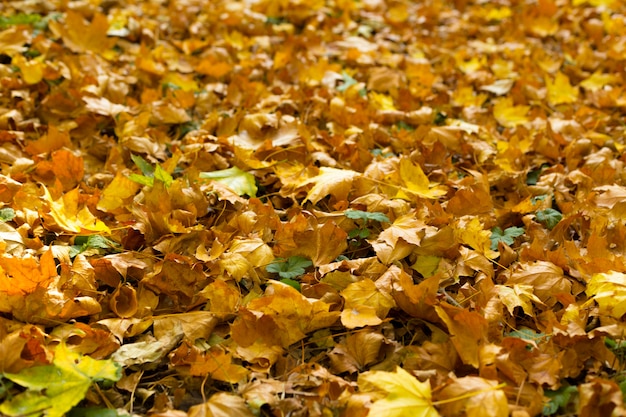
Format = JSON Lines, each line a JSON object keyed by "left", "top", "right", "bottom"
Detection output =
{"left": 1, "top": 0, "right": 626, "bottom": 416}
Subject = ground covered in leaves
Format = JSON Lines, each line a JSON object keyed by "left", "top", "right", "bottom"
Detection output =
{"left": 1, "top": 0, "right": 626, "bottom": 416}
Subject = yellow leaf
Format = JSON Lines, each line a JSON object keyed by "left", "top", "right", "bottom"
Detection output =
{"left": 340, "top": 279, "right": 395, "bottom": 328}
{"left": 340, "top": 305, "right": 383, "bottom": 329}
{"left": 585, "top": 271, "right": 626, "bottom": 319}
{"left": 301, "top": 167, "right": 360, "bottom": 204}
{"left": 411, "top": 256, "right": 441, "bottom": 278}
{"left": 359, "top": 367, "right": 439, "bottom": 417}
{"left": 369, "top": 91, "right": 397, "bottom": 111}
{"left": 580, "top": 71, "right": 620, "bottom": 92}
{"left": 437, "top": 376, "right": 508, "bottom": 417}
{"left": 51, "top": 11, "right": 115, "bottom": 54}
{"left": 493, "top": 97, "right": 530, "bottom": 128}
{"left": 371, "top": 213, "right": 428, "bottom": 263}
{"left": 395, "top": 158, "right": 447, "bottom": 200}
{"left": 188, "top": 392, "right": 254, "bottom": 417}
{"left": 190, "top": 347, "right": 249, "bottom": 383}
{"left": 12, "top": 54, "right": 44, "bottom": 85}
{"left": 43, "top": 187, "right": 110, "bottom": 234}
{"left": 97, "top": 171, "right": 141, "bottom": 213}
{"left": 546, "top": 72, "right": 579, "bottom": 106}
{"left": 161, "top": 72, "right": 199, "bottom": 92}
{"left": 454, "top": 217, "right": 498, "bottom": 258}
{"left": 497, "top": 284, "right": 544, "bottom": 317}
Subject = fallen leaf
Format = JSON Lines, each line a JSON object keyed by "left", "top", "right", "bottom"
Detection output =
{"left": 0, "top": 343, "right": 121, "bottom": 417}
{"left": 359, "top": 366, "right": 439, "bottom": 417}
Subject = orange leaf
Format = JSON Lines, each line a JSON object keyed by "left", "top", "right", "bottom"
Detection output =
{"left": 50, "top": 11, "right": 116, "bottom": 54}
{"left": 0, "top": 250, "right": 57, "bottom": 295}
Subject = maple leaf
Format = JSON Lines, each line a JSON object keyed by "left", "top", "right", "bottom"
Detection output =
{"left": 497, "top": 284, "right": 544, "bottom": 317}
{"left": 454, "top": 217, "right": 498, "bottom": 258}
{"left": 0, "top": 343, "right": 121, "bottom": 417}
{"left": 393, "top": 158, "right": 447, "bottom": 200}
{"left": 371, "top": 213, "right": 428, "bottom": 264}
{"left": 546, "top": 72, "right": 579, "bottom": 106}
{"left": 493, "top": 97, "right": 530, "bottom": 127}
{"left": 200, "top": 166, "right": 257, "bottom": 197}
{"left": 11, "top": 54, "right": 44, "bottom": 84}
{"left": 436, "top": 376, "right": 508, "bottom": 417}
{"left": 42, "top": 187, "right": 110, "bottom": 234}
{"left": 49, "top": 11, "right": 116, "bottom": 54}
{"left": 300, "top": 167, "right": 360, "bottom": 204}
{"left": 585, "top": 271, "right": 626, "bottom": 319}
{"left": 340, "top": 279, "right": 395, "bottom": 328}
{"left": 188, "top": 392, "right": 255, "bottom": 417}
{"left": 490, "top": 226, "right": 524, "bottom": 250}
{"left": 358, "top": 366, "right": 439, "bottom": 417}
{"left": 0, "top": 249, "right": 57, "bottom": 295}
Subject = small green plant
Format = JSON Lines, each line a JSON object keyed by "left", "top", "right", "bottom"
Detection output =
{"left": 490, "top": 226, "right": 524, "bottom": 250}
{"left": 604, "top": 337, "right": 626, "bottom": 398}
{"left": 266, "top": 256, "right": 313, "bottom": 291}
{"left": 337, "top": 71, "right": 357, "bottom": 92}
{"left": 128, "top": 154, "right": 173, "bottom": 187}
{"left": 536, "top": 208, "right": 562, "bottom": 230}
{"left": 69, "top": 235, "right": 121, "bottom": 258}
{"left": 345, "top": 209, "right": 389, "bottom": 240}
{"left": 542, "top": 385, "right": 578, "bottom": 416}
{"left": 0, "top": 208, "right": 15, "bottom": 222}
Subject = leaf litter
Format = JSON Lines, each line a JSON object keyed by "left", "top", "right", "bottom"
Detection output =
{"left": 1, "top": 0, "right": 626, "bottom": 416}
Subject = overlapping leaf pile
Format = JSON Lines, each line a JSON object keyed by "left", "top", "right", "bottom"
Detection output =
{"left": 1, "top": 0, "right": 626, "bottom": 415}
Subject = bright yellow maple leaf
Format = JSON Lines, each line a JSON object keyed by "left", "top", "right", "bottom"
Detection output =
{"left": 341, "top": 305, "right": 383, "bottom": 328}
{"left": 493, "top": 97, "right": 530, "bottom": 128}
{"left": 580, "top": 71, "right": 620, "bottom": 92}
{"left": 369, "top": 92, "right": 397, "bottom": 111}
{"left": 97, "top": 171, "right": 142, "bottom": 213}
{"left": 395, "top": 158, "right": 447, "bottom": 200}
{"left": 301, "top": 167, "right": 360, "bottom": 204}
{"left": 546, "top": 71, "right": 579, "bottom": 106}
{"left": 340, "top": 279, "right": 395, "bottom": 328}
{"left": 497, "top": 284, "right": 544, "bottom": 317}
{"left": 359, "top": 366, "right": 439, "bottom": 417}
{"left": 12, "top": 54, "right": 44, "bottom": 85}
{"left": 49, "top": 11, "right": 116, "bottom": 54}
{"left": 43, "top": 187, "right": 110, "bottom": 234}
{"left": 454, "top": 217, "right": 498, "bottom": 258}
{"left": 585, "top": 271, "right": 626, "bottom": 319}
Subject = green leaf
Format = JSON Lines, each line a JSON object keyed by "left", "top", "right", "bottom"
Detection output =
{"left": 200, "top": 166, "right": 257, "bottom": 197}
{"left": 337, "top": 71, "right": 357, "bottom": 92}
{"left": 345, "top": 209, "right": 389, "bottom": 223}
{"left": 154, "top": 164, "right": 173, "bottom": 187}
{"left": 280, "top": 278, "right": 301, "bottom": 292}
{"left": 127, "top": 173, "right": 153, "bottom": 187}
{"left": 128, "top": 156, "right": 172, "bottom": 188}
{"left": 70, "top": 235, "right": 120, "bottom": 258}
{"left": 490, "top": 226, "right": 524, "bottom": 250}
{"left": 0, "top": 344, "right": 121, "bottom": 417}
{"left": 542, "top": 385, "right": 577, "bottom": 416}
{"left": 396, "top": 120, "right": 415, "bottom": 131}
{"left": 536, "top": 208, "right": 562, "bottom": 230}
{"left": 67, "top": 408, "right": 121, "bottom": 417}
{"left": 526, "top": 164, "right": 549, "bottom": 185}
{"left": 507, "top": 328, "right": 548, "bottom": 343}
{"left": 0, "top": 208, "right": 15, "bottom": 222}
{"left": 130, "top": 154, "right": 154, "bottom": 177}
{"left": 266, "top": 256, "right": 313, "bottom": 279}
{"left": 0, "top": 13, "right": 42, "bottom": 29}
